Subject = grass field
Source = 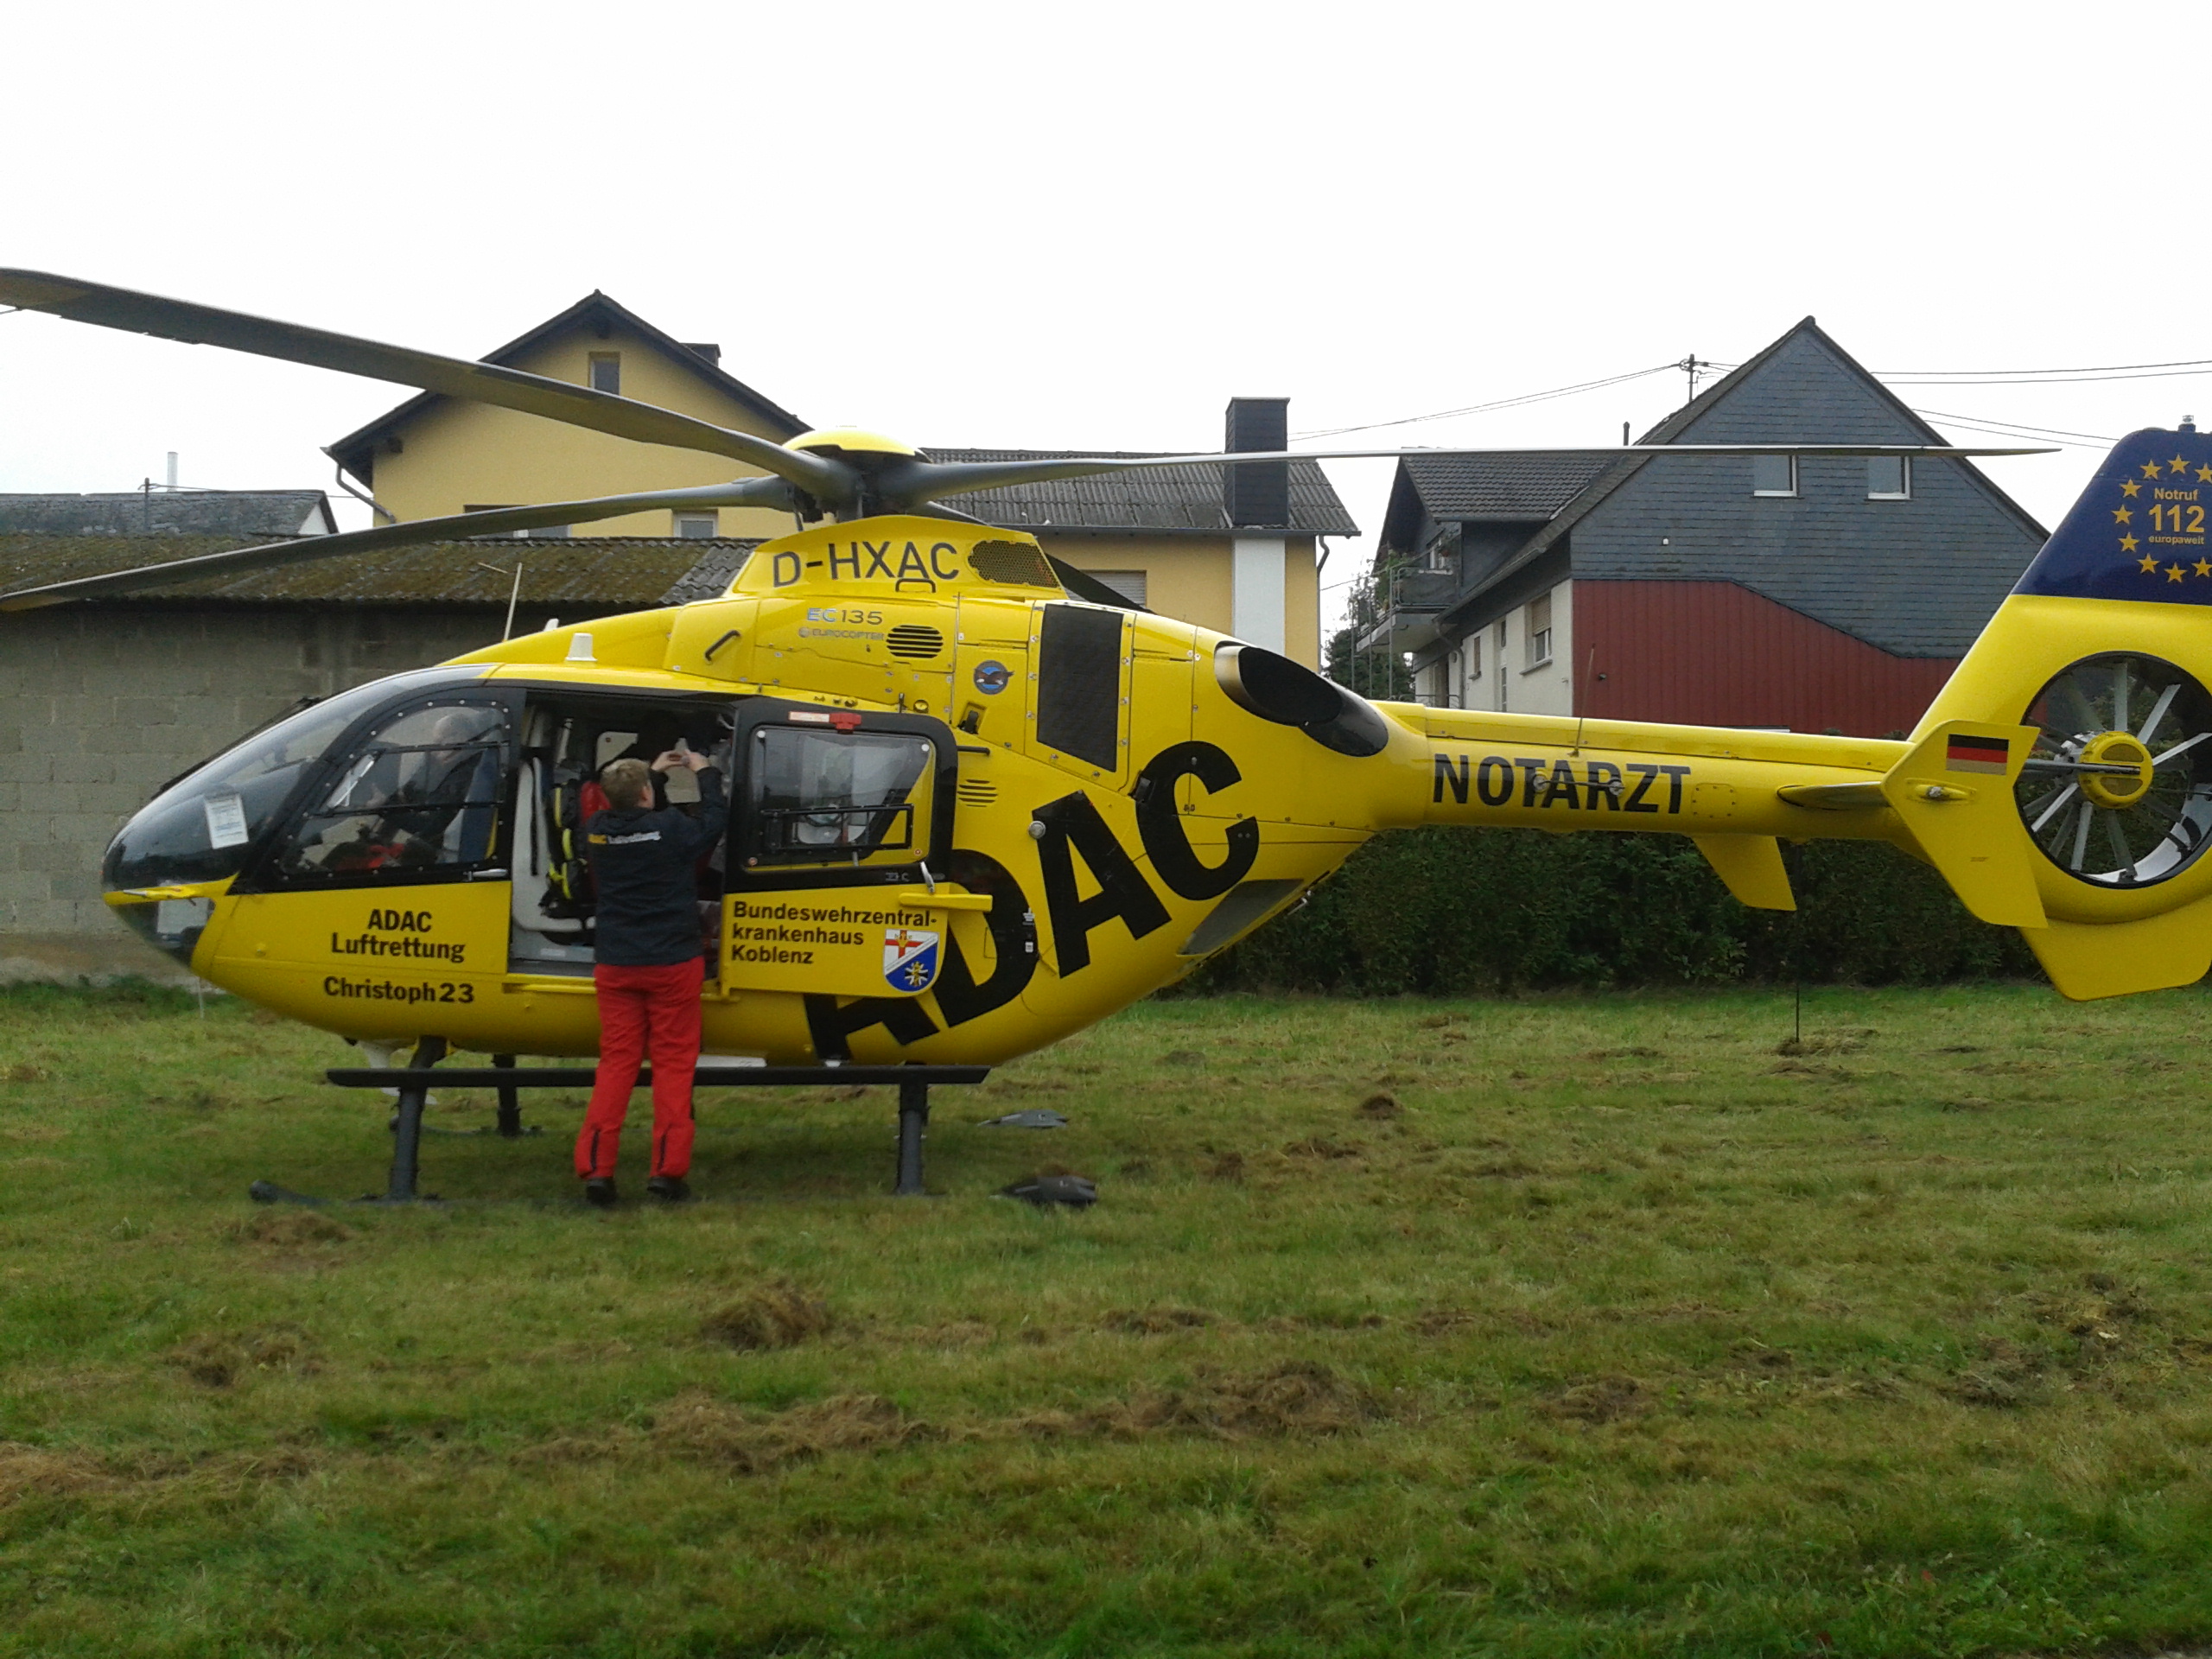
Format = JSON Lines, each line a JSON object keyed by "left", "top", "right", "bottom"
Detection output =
{"left": 8, "top": 979, "right": 2212, "bottom": 1656}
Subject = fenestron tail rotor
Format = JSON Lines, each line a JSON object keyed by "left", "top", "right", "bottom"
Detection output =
{"left": 2016, "top": 652, "right": 2212, "bottom": 887}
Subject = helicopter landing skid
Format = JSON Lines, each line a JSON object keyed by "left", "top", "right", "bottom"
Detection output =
{"left": 319, "top": 1057, "right": 991, "bottom": 1203}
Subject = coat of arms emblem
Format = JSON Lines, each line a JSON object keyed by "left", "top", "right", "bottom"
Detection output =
{"left": 882, "top": 926, "right": 941, "bottom": 992}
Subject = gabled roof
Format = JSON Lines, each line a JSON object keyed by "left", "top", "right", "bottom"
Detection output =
{"left": 1427, "top": 317, "right": 2050, "bottom": 650}
{"left": 0, "top": 533, "right": 754, "bottom": 609}
{"left": 326, "top": 291, "right": 810, "bottom": 487}
{"left": 1378, "top": 451, "right": 1630, "bottom": 556}
{"left": 925, "top": 448, "right": 1357, "bottom": 537}
{"left": 0, "top": 491, "right": 335, "bottom": 538}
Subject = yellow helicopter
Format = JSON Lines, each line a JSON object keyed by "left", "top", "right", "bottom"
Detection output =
{"left": 3, "top": 270, "right": 2205, "bottom": 1197}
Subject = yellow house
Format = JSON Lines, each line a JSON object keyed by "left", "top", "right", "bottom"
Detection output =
{"left": 327, "top": 295, "right": 1356, "bottom": 664}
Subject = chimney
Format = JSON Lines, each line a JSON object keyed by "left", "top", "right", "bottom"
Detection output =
{"left": 683, "top": 342, "right": 722, "bottom": 368}
{"left": 1224, "top": 397, "right": 1290, "bottom": 528}
{"left": 165, "top": 452, "right": 178, "bottom": 490}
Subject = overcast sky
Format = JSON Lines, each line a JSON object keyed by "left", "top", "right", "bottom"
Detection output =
{"left": 3, "top": 2, "right": 2199, "bottom": 634}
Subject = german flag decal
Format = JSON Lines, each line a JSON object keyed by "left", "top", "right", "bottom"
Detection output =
{"left": 1946, "top": 734, "right": 2011, "bottom": 774}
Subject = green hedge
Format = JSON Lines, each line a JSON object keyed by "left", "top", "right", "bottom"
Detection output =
{"left": 1185, "top": 827, "right": 2044, "bottom": 995}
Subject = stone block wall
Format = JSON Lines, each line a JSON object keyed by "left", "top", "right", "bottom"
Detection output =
{"left": 0, "top": 603, "right": 512, "bottom": 936}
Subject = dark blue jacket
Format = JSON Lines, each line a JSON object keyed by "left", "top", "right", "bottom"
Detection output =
{"left": 585, "top": 769, "right": 728, "bottom": 966}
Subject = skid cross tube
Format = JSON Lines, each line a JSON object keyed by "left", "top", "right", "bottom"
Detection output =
{"left": 327, "top": 1063, "right": 991, "bottom": 1198}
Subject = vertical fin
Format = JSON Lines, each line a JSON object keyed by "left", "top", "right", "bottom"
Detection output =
{"left": 1879, "top": 720, "right": 2045, "bottom": 929}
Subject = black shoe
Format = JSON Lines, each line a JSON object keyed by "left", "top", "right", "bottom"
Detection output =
{"left": 582, "top": 1178, "right": 618, "bottom": 1208}
{"left": 645, "top": 1176, "right": 695, "bottom": 1203}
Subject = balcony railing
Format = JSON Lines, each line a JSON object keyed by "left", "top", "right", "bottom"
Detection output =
{"left": 1352, "top": 567, "right": 1459, "bottom": 652}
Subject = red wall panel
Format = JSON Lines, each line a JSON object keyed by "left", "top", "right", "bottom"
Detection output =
{"left": 1575, "top": 580, "right": 1960, "bottom": 738}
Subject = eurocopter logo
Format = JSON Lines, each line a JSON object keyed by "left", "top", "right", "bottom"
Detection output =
{"left": 771, "top": 540, "right": 965, "bottom": 591}
{"left": 883, "top": 926, "right": 940, "bottom": 992}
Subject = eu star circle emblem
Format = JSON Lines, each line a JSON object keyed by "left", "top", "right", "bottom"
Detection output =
{"left": 973, "top": 659, "right": 1013, "bottom": 695}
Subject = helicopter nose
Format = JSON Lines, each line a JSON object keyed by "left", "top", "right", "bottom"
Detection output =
{"left": 1211, "top": 642, "right": 1391, "bottom": 758}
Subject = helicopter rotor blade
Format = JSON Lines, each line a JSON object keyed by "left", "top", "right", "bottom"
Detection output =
{"left": 0, "top": 270, "right": 853, "bottom": 505}
{"left": 0, "top": 477, "right": 799, "bottom": 613}
{"left": 885, "top": 442, "right": 2054, "bottom": 510}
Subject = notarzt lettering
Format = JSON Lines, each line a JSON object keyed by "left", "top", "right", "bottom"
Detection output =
{"left": 1429, "top": 753, "right": 1689, "bottom": 814}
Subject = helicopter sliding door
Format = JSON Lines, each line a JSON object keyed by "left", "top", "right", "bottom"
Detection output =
{"left": 506, "top": 691, "right": 740, "bottom": 978}
{"left": 206, "top": 683, "right": 521, "bottom": 1033}
{"left": 721, "top": 702, "right": 964, "bottom": 1001}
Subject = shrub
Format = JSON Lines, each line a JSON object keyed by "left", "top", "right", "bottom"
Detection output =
{"left": 1183, "top": 827, "right": 2042, "bottom": 995}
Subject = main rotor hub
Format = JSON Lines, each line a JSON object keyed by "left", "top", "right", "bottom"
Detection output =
{"left": 2077, "top": 730, "right": 2153, "bottom": 809}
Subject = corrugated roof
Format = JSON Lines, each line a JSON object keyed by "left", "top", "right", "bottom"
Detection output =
{"left": 0, "top": 534, "right": 754, "bottom": 609}
{"left": 0, "top": 491, "right": 334, "bottom": 538}
{"left": 1394, "top": 453, "right": 1630, "bottom": 523}
{"left": 923, "top": 449, "right": 1357, "bottom": 536}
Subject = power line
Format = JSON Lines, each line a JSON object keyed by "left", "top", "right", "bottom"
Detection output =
{"left": 1883, "top": 367, "right": 2212, "bottom": 387}
{"left": 1293, "top": 362, "right": 1679, "bottom": 441}
{"left": 1905, "top": 407, "right": 2117, "bottom": 446}
{"left": 1876, "top": 354, "right": 2212, "bottom": 378}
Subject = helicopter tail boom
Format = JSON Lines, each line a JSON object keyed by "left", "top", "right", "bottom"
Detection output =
{"left": 1381, "top": 426, "right": 2212, "bottom": 999}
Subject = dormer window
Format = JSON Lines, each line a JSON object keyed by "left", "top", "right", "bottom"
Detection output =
{"left": 588, "top": 353, "right": 621, "bottom": 396}
{"left": 674, "top": 512, "right": 718, "bottom": 538}
{"left": 1751, "top": 455, "right": 1797, "bottom": 497}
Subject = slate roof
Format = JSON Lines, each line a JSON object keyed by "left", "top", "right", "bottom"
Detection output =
{"left": 1416, "top": 319, "right": 2050, "bottom": 658}
{"left": 0, "top": 534, "right": 755, "bottom": 610}
{"left": 0, "top": 491, "right": 336, "bottom": 538}
{"left": 925, "top": 448, "right": 1357, "bottom": 536}
{"left": 1391, "top": 452, "right": 1628, "bottom": 524}
{"left": 327, "top": 291, "right": 810, "bottom": 488}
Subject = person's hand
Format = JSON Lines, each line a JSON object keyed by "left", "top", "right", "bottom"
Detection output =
{"left": 683, "top": 750, "right": 712, "bottom": 773}
{"left": 651, "top": 749, "right": 686, "bottom": 773}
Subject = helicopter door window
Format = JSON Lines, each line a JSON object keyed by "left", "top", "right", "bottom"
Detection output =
{"left": 276, "top": 702, "right": 511, "bottom": 880}
{"left": 743, "top": 728, "right": 934, "bottom": 869}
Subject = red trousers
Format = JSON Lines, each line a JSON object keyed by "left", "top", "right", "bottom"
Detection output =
{"left": 575, "top": 957, "right": 703, "bottom": 1180}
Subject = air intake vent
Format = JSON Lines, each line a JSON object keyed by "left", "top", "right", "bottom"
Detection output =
{"left": 957, "top": 779, "right": 997, "bottom": 807}
{"left": 886, "top": 623, "right": 945, "bottom": 659}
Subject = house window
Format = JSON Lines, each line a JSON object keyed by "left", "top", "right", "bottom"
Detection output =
{"left": 1866, "top": 456, "right": 1911, "bottom": 499}
{"left": 1467, "top": 633, "right": 1483, "bottom": 681}
{"left": 1090, "top": 570, "right": 1148, "bottom": 607}
{"left": 1751, "top": 455, "right": 1797, "bottom": 497}
{"left": 1526, "top": 593, "right": 1554, "bottom": 667}
{"left": 588, "top": 353, "right": 621, "bottom": 395}
{"left": 674, "top": 512, "right": 719, "bottom": 538}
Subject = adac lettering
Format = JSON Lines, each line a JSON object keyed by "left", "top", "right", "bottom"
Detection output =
{"left": 1134, "top": 741, "right": 1257, "bottom": 900}
{"left": 1432, "top": 753, "right": 1691, "bottom": 814}
{"left": 330, "top": 906, "right": 464, "bottom": 963}
{"left": 803, "top": 849, "right": 1038, "bottom": 1060}
{"left": 804, "top": 746, "right": 1249, "bottom": 1058}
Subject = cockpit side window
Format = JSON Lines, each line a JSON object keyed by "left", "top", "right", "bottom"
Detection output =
{"left": 273, "top": 699, "right": 512, "bottom": 881}
{"left": 101, "top": 669, "right": 490, "bottom": 893}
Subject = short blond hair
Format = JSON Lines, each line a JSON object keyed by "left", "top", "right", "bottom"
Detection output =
{"left": 601, "top": 757, "right": 653, "bottom": 810}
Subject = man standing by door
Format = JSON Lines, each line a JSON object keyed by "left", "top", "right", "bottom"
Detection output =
{"left": 575, "top": 747, "right": 726, "bottom": 1205}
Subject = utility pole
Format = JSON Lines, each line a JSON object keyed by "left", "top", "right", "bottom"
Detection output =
{"left": 1681, "top": 355, "right": 1711, "bottom": 404}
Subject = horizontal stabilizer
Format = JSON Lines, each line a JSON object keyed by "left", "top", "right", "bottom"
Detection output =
{"left": 1692, "top": 835, "right": 1796, "bottom": 911}
{"left": 1881, "top": 720, "right": 2046, "bottom": 929}
{"left": 1777, "top": 780, "right": 1887, "bottom": 811}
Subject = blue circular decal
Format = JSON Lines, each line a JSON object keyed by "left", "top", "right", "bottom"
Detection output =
{"left": 973, "top": 659, "right": 1013, "bottom": 695}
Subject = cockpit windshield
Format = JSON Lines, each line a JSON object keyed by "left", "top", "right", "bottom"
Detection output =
{"left": 102, "top": 669, "right": 490, "bottom": 892}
